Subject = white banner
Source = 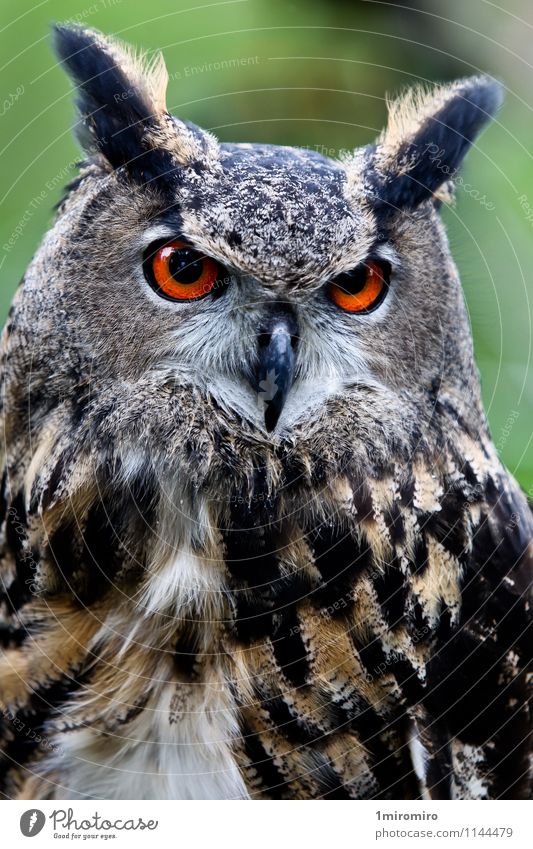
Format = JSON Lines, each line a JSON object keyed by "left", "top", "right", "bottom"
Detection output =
{"left": 0, "top": 800, "right": 531, "bottom": 849}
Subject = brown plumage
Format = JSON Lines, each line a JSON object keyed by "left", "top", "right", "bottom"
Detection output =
{"left": 0, "top": 25, "right": 531, "bottom": 800}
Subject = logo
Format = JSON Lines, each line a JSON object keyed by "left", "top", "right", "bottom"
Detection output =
{"left": 20, "top": 809, "right": 46, "bottom": 837}
{"left": 257, "top": 368, "right": 279, "bottom": 411}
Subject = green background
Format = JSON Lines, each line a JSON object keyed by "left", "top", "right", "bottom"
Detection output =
{"left": 1, "top": 0, "right": 531, "bottom": 490}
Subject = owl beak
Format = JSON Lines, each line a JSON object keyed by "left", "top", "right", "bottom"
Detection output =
{"left": 256, "top": 312, "right": 298, "bottom": 432}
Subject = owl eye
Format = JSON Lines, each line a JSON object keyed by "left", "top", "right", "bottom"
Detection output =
{"left": 144, "top": 239, "right": 222, "bottom": 301}
{"left": 329, "top": 259, "right": 389, "bottom": 313}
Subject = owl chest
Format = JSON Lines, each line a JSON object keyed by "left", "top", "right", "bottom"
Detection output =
{"left": 103, "top": 680, "right": 247, "bottom": 800}
{"left": 43, "top": 543, "right": 248, "bottom": 800}
{"left": 51, "top": 652, "right": 248, "bottom": 800}
{"left": 68, "top": 489, "right": 454, "bottom": 799}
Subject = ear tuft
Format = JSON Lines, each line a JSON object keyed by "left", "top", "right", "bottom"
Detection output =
{"left": 52, "top": 23, "right": 173, "bottom": 177}
{"left": 372, "top": 76, "right": 504, "bottom": 211}
{"left": 53, "top": 23, "right": 169, "bottom": 118}
{"left": 53, "top": 24, "right": 220, "bottom": 181}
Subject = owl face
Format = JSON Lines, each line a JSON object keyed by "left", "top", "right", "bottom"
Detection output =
{"left": 12, "top": 26, "right": 502, "bottom": 457}
{"left": 46, "top": 147, "right": 448, "bottom": 434}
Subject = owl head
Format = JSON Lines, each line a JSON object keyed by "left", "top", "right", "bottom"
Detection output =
{"left": 3, "top": 25, "right": 503, "bottom": 506}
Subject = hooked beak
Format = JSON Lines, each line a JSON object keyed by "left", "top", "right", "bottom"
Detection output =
{"left": 255, "top": 310, "right": 298, "bottom": 432}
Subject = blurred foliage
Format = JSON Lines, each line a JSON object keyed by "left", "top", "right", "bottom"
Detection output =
{"left": 0, "top": 0, "right": 531, "bottom": 488}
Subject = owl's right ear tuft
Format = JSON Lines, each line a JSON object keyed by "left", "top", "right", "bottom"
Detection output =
{"left": 52, "top": 23, "right": 174, "bottom": 180}
{"left": 371, "top": 75, "right": 503, "bottom": 211}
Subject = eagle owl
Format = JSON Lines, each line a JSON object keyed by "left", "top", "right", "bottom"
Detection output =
{"left": 0, "top": 24, "right": 531, "bottom": 801}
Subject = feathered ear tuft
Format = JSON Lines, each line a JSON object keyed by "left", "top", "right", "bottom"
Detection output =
{"left": 53, "top": 23, "right": 173, "bottom": 179}
{"left": 371, "top": 76, "right": 504, "bottom": 210}
{"left": 52, "top": 24, "right": 218, "bottom": 182}
{"left": 52, "top": 23, "right": 176, "bottom": 180}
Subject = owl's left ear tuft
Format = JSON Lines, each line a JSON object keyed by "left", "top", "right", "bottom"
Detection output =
{"left": 371, "top": 76, "right": 504, "bottom": 211}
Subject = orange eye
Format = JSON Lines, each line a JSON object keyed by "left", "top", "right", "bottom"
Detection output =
{"left": 145, "top": 239, "right": 222, "bottom": 301}
{"left": 329, "top": 260, "right": 389, "bottom": 313}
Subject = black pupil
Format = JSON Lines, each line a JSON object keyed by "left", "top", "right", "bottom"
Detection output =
{"left": 334, "top": 264, "right": 369, "bottom": 295}
{"left": 168, "top": 247, "right": 204, "bottom": 285}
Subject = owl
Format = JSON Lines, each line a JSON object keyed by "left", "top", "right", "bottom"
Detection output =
{"left": 0, "top": 24, "right": 531, "bottom": 802}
